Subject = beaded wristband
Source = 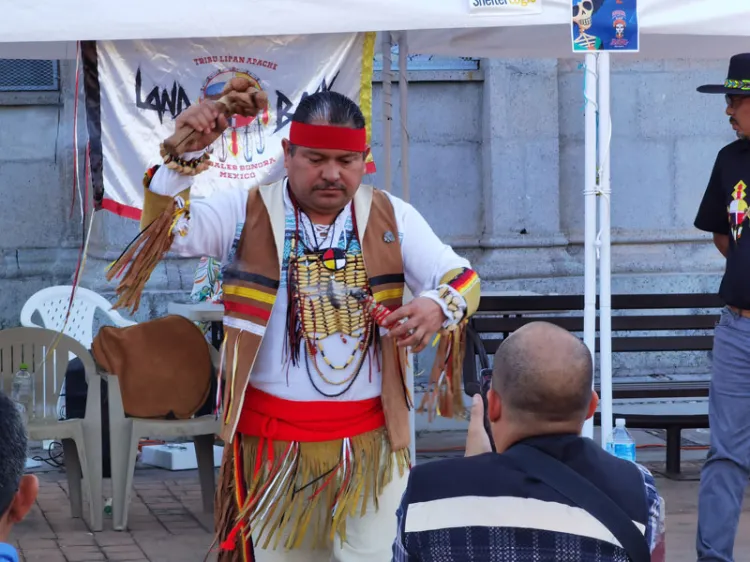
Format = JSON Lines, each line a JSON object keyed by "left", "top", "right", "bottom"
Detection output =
{"left": 420, "top": 285, "right": 466, "bottom": 331}
{"left": 159, "top": 143, "right": 211, "bottom": 176}
{"left": 438, "top": 285, "right": 466, "bottom": 323}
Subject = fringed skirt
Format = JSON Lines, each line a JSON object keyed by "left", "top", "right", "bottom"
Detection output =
{"left": 215, "top": 428, "right": 410, "bottom": 561}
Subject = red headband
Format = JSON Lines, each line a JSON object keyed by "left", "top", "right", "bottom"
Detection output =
{"left": 289, "top": 121, "right": 367, "bottom": 152}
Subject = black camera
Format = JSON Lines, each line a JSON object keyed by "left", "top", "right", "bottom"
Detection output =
{"left": 478, "top": 368, "right": 496, "bottom": 452}
{"left": 462, "top": 326, "right": 495, "bottom": 452}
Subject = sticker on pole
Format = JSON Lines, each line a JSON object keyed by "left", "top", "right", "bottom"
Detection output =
{"left": 469, "top": 0, "right": 542, "bottom": 16}
{"left": 571, "top": 0, "right": 639, "bottom": 52}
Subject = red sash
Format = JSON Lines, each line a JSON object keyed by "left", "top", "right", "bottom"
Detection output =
{"left": 236, "top": 387, "right": 385, "bottom": 442}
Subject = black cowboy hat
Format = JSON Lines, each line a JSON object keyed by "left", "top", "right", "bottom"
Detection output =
{"left": 697, "top": 53, "right": 750, "bottom": 95}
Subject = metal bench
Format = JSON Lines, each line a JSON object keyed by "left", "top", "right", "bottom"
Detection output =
{"left": 463, "top": 293, "right": 723, "bottom": 475}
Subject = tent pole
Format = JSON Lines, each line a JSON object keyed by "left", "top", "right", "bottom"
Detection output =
{"left": 398, "top": 32, "right": 410, "bottom": 203}
{"left": 582, "top": 52, "right": 599, "bottom": 441}
{"left": 397, "top": 31, "right": 416, "bottom": 466}
{"left": 381, "top": 32, "right": 393, "bottom": 193}
{"left": 597, "top": 52, "right": 613, "bottom": 448}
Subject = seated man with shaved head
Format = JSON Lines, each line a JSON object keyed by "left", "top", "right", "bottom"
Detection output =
{"left": 392, "top": 322, "right": 664, "bottom": 562}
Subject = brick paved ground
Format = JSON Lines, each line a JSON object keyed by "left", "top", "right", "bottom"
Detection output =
{"left": 9, "top": 431, "right": 750, "bottom": 561}
{"left": 10, "top": 469, "right": 216, "bottom": 562}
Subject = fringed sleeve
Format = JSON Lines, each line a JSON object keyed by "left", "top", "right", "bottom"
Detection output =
{"left": 419, "top": 267, "right": 480, "bottom": 421}
{"left": 106, "top": 165, "right": 191, "bottom": 313}
{"left": 442, "top": 267, "right": 480, "bottom": 317}
{"left": 140, "top": 177, "right": 191, "bottom": 229}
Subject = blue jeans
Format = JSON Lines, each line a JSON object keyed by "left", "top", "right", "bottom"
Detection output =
{"left": 697, "top": 307, "right": 750, "bottom": 561}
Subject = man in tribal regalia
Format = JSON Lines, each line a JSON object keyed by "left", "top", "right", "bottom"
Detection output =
{"left": 107, "top": 80, "right": 480, "bottom": 561}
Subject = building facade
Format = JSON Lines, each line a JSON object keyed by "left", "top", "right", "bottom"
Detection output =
{"left": 0, "top": 56, "right": 734, "bottom": 381}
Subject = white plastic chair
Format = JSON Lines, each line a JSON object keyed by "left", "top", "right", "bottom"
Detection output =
{"left": 20, "top": 285, "right": 136, "bottom": 349}
{"left": 0, "top": 328, "right": 103, "bottom": 531}
{"left": 107, "top": 345, "right": 221, "bottom": 531}
{"left": 21, "top": 285, "right": 136, "bottom": 419}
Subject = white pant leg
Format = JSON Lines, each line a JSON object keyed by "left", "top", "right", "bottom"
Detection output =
{"left": 251, "top": 528, "right": 329, "bottom": 562}
{"left": 252, "top": 466, "right": 408, "bottom": 562}
{"left": 250, "top": 444, "right": 409, "bottom": 562}
{"left": 332, "top": 463, "right": 409, "bottom": 562}
{"left": 253, "top": 544, "right": 329, "bottom": 562}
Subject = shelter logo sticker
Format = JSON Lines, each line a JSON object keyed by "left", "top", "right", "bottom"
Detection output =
{"left": 469, "top": 0, "right": 543, "bottom": 16}
{"left": 729, "top": 180, "right": 748, "bottom": 242}
{"left": 571, "top": 0, "right": 639, "bottom": 53}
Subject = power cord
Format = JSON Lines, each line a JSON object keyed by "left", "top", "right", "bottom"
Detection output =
{"left": 31, "top": 440, "right": 65, "bottom": 469}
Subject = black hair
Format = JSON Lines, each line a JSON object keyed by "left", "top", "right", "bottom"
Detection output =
{"left": 292, "top": 90, "right": 366, "bottom": 129}
{"left": 0, "top": 391, "right": 26, "bottom": 516}
{"left": 288, "top": 91, "right": 368, "bottom": 158}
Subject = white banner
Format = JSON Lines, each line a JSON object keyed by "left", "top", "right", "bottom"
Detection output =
{"left": 84, "top": 33, "right": 376, "bottom": 220}
{"left": 469, "top": 0, "right": 542, "bottom": 15}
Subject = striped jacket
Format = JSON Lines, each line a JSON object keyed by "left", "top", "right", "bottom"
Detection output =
{"left": 393, "top": 434, "right": 664, "bottom": 561}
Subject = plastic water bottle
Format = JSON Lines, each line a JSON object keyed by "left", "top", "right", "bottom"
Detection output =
{"left": 10, "top": 363, "right": 34, "bottom": 425}
{"left": 606, "top": 418, "right": 636, "bottom": 462}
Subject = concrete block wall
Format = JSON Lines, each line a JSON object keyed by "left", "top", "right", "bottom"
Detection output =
{"left": 368, "top": 78, "right": 485, "bottom": 243}
{"left": 0, "top": 62, "right": 84, "bottom": 328}
{"left": 555, "top": 57, "right": 735, "bottom": 296}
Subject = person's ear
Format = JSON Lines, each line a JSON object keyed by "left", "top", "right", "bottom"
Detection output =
{"left": 585, "top": 390, "right": 600, "bottom": 420}
{"left": 282, "top": 138, "right": 292, "bottom": 170}
{"left": 487, "top": 388, "right": 503, "bottom": 423}
{"left": 362, "top": 146, "right": 371, "bottom": 173}
{"left": 7, "top": 475, "right": 38, "bottom": 525}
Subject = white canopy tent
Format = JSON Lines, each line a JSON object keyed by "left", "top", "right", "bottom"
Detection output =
{"left": 2, "top": 0, "right": 750, "bottom": 60}
{"left": 2, "top": 0, "right": 749, "bottom": 452}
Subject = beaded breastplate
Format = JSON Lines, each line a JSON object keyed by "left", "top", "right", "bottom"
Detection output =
{"left": 286, "top": 203, "right": 376, "bottom": 396}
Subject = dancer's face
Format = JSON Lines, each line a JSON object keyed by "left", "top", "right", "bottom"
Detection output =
{"left": 282, "top": 128, "right": 369, "bottom": 222}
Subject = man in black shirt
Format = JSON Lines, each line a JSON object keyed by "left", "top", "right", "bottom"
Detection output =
{"left": 694, "top": 53, "right": 750, "bottom": 562}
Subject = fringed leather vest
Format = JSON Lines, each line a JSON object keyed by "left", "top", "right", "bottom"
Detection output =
{"left": 219, "top": 180, "right": 412, "bottom": 448}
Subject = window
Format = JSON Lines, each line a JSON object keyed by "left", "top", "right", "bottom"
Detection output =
{"left": 0, "top": 60, "right": 60, "bottom": 92}
{"left": 373, "top": 45, "right": 479, "bottom": 72}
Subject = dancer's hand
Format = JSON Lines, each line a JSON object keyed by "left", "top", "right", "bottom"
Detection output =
{"left": 383, "top": 297, "right": 446, "bottom": 353}
{"left": 172, "top": 78, "right": 268, "bottom": 153}
{"left": 173, "top": 101, "right": 230, "bottom": 153}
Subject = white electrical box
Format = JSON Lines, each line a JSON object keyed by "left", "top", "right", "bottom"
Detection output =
{"left": 140, "top": 442, "right": 223, "bottom": 471}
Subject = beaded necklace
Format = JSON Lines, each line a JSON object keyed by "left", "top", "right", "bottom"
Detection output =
{"left": 285, "top": 188, "right": 375, "bottom": 397}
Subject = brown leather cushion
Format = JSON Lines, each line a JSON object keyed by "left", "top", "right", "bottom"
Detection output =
{"left": 92, "top": 315, "right": 212, "bottom": 419}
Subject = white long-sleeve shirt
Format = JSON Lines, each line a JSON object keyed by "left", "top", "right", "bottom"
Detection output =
{"left": 150, "top": 165, "right": 471, "bottom": 402}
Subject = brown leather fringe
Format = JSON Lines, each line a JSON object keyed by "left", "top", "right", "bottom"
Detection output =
{"left": 215, "top": 429, "right": 408, "bottom": 555}
{"left": 419, "top": 323, "right": 468, "bottom": 421}
{"left": 213, "top": 444, "right": 245, "bottom": 562}
{"left": 396, "top": 342, "right": 413, "bottom": 411}
{"left": 105, "top": 198, "right": 179, "bottom": 313}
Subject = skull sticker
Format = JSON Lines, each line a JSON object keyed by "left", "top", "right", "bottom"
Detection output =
{"left": 571, "top": 0, "right": 602, "bottom": 50}
{"left": 610, "top": 9, "right": 630, "bottom": 47}
{"left": 614, "top": 20, "right": 626, "bottom": 38}
{"left": 570, "top": 0, "right": 637, "bottom": 53}
{"left": 572, "top": 0, "right": 594, "bottom": 32}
